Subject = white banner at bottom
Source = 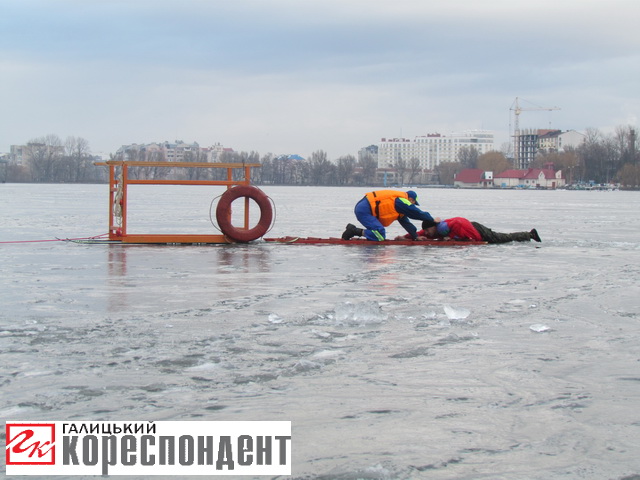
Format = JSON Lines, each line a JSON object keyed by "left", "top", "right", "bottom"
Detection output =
{"left": 5, "top": 421, "right": 291, "bottom": 476}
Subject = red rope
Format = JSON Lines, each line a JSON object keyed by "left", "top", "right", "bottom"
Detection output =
{"left": 0, "top": 233, "right": 110, "bottom": 244}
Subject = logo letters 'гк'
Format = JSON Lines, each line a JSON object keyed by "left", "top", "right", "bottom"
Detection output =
{"left": 6, "top": 424, "right": 56, "bottom": 465}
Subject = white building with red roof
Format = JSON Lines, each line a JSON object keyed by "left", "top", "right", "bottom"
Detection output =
{"left": 494, "top": 168, "right": 565, "bottom": 188}
{"left": 455, "top": 167, "right": 565, "bottom": 188}
{"left": 519, "top": 168, "right": 565, "bottom": 188}
{"left": 453, "top": 169, "right": 494, "bottom": 188}
{"left": 493, "top": 169, "right": 525, "bottom": 188}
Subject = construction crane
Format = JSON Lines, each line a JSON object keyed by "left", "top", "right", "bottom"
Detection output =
{"left": 510, "top": 97, "right": 561, "bottom": 168}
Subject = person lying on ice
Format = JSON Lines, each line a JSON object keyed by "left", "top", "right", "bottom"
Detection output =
{"left": 396, "top": 218, "right": 542, "bottom": 243}
{"left": 342, "top": 190, "right": 439, "bottom": 241}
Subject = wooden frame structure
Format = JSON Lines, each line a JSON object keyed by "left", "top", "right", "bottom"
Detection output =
{"left": 94, "top": 160, "right": 261, "bottom": 244}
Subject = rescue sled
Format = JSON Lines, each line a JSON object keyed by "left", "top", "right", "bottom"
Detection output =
{"left": 263, "top": 236, "right": 486, "bottom": 246}
{"left": 92, "top": 160, "right": 485, "bottom": 247}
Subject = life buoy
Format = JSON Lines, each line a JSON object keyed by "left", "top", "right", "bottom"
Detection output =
{"left": 215, "top": 185, "right": 273, "bottom": 242}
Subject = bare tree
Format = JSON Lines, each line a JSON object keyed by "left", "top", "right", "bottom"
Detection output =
{"left": 254, "top": 153, "right": 273, "bottom": 184}
{"left": 238, "top": 151, "right": 261, "bottom": 182}
{"left": 577, "top": 128, "right": 619, "bottom": 183}
{"left": 457, "top": 146, "right": 479, "bottom": 169}
{"left": 146, "top": 149, "right": 169, "bottom": 180}
{"left": 358, "top": 153, "right": 377, "bottom": 185}
{"left": 393, "top": 157, "right": 407, "bottom": 185}
{"left": 26, "top": 134, "right": 63, "bottom": 182}
{"left": 309, "top": 150, "right": 333, "bottom": 185}
{"left": 291, "top": 158, "right": 309, "bottom": 185}
{"left": 614, "top": 125, "right": 638, "bottom": 167}
{"left": 618, "top": 163, "right": 640, "bottom": 188}
{"left": 500, "top": 141, "right": 513, "bottom": 159}
{"left": 477, "top": 151, "right": 511, "bottom": 175}
{"left": 123, "top": 146, "right": 144, "bottom": 179}
{"left": 336, "top": 155, "right": 356, "bottom": 185}
{"left": 62, "top": 136, "right": 93, "bottom": 182}
{"left": 435, "top": 161, "right": 461, "bottom": 186}
{"left": 407, "top": 157, "right": 421, "bottom": 184}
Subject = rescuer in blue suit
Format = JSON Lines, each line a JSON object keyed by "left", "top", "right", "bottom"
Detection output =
{"left": 342, "top": 189, "right": 438, "bottom": 241}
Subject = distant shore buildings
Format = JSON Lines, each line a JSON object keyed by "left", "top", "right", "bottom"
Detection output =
{"left": 114, "top": 140, "right": 232, "bottom": 163}
{"left": 2, "top": 127, "right": 587, "bottom": 186}
{"left": 454, "top": 167, "right": 566, "bottom": 189}
{"left": 514, "top": 129, "right": 585, "bottom": 169}
{"left": 375, "top": 130, "right": 495, "bottom": 170}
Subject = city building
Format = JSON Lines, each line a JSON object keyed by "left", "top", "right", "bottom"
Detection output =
{"left": 0, "top": 157, "right": 7, "bottom": 183}
{"left": 9, "top": 145, "right": 28, "bottom": 165}
{"left": 491, "top": 169, "right": 522, "bottom": 188}
{"left": 515, "top": 129, "right": 585, "bottom": 169}
{"left": 377, "top": 130, "right": 494, "bottom": 171}
{"left": 453, "top": 167, "right": 565, "bottom": 189}
{"left": 557, "top": 130, "right": 586, "bottom": 151}
{"left": 494, "top": 167, "right": 565, "bottom": 189}
{"left": 538, "top": 129, "right": 586, "bottom": 153}
{"left": 115, "top": 141, "right": 231, "bottom": 163}
{"left": 7, "top": 143, "right": 65, "bottom": 166}
{"left": 358, "top": 144, "right": 378, "bottom": 163}
{"left": 453, "top": 169, "right": 494, "bottom": 188}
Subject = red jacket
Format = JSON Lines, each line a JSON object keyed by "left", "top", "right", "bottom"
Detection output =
{"left": 411, "top": 217, "right": 483, "bottom": 241}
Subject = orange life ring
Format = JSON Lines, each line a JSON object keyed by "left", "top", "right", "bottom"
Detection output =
{"left": 215, "top": 185, "right": 273, "bottom": 242}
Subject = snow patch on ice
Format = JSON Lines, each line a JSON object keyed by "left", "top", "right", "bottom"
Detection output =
{"left": 333, "top": 301, "right": 387, "bottom": 326}
{"left": 185, "top": 362, "right": 220, "bottom": 372}
{"left": 311, "top": 349, "right": 343, "bottom": 361}
{"left": 530, "top": 324, "right": 551, "bottom": 333}
{"left": 443, "top": 304, "right": 471, "bottom": 320}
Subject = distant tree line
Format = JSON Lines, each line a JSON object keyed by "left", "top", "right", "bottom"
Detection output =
{"left": 247, "top": 151, "right": 378, "bottom": 186}
{"left": 435, "top": 125, "right": 639, "bottom": 187}
{"left": 4, "top": 126, "right": 639, "bottom": 187}
{"left": 5, "top": 134, "right": 105, "bottom": 183}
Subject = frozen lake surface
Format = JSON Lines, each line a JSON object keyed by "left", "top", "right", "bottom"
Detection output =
{"left": 1, "top": 183, "right": 640, "bottom": 479}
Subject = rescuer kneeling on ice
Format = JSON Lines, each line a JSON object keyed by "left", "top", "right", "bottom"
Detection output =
{"left": 342, "top": 190, "right": 439, "bottom": 241}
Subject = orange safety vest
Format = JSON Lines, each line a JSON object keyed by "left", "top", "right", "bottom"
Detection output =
{"left": 365, "top": 190, "right": 410, "bottom": 227}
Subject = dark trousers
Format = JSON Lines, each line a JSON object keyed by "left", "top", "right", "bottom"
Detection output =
{"left": 471, "top": 222, "right": 531, "bottom": 244}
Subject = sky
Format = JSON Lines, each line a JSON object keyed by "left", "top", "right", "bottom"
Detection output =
{"left": 1, "top": 0, "right": 639, "bottom": 159}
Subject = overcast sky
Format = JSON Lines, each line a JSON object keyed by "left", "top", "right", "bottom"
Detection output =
{"left": 2, "top": 0, "right": 639, "bottom": 159}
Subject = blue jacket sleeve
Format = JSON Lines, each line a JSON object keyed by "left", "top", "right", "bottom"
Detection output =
{"left": 398, "top": 215, "right": 418, "bottom": 239}
{"left": 394, "top": 198, "right": 435, "bottom": 239}
{"left": 394, "top": 198, "right": 435, "bottom": 222}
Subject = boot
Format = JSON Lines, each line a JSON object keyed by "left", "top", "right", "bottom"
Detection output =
{"left": 530, "top": 229, "right": 541, "bottom": 242}
{"left": 342, "top": 223, "right": 363, "bottom": 240}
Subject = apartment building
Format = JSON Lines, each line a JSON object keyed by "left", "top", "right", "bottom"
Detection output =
{"left": 377, "top": 130, "right": 494, "bottom": 170}
{"left": 116, "top": 141, "right": 230, "bottom": 163}
{"left": 9, "top": 145, "right": 28, "bottom": 165}
{"left": 515, "top": 129, "right": 585, "bottom": 169}
{"left": 7, "top": 143, "right": 66, "bottom": 166}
